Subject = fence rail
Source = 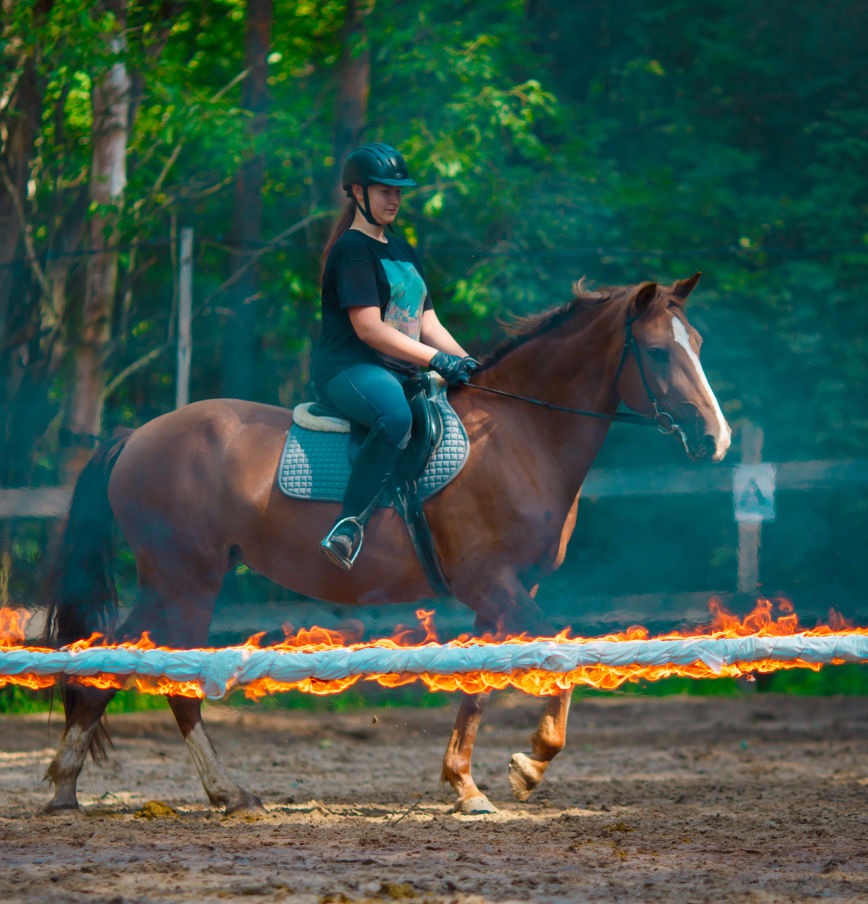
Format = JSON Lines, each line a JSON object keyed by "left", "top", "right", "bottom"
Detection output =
{"left": 1, "top": 459, "right": 866, "bottom": 519}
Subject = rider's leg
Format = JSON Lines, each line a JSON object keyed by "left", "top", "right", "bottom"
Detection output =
{"left": 319, "top": 364, "right": 412, "bottom": 570}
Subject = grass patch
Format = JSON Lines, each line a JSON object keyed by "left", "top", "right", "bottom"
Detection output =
{"left": 573, "top": 664, "right": 868, "bottom": 698}
{"left": 0, "top": 686, "right": 55, "bottom": 714}
{"left": 106, "top": 690, "right": 169, "bottom": 712}
{"left": 0, "top": 685, "right": 170, "bottom": 715}
{"left": 225, "top": 684, "right": 453, "bottom": 712}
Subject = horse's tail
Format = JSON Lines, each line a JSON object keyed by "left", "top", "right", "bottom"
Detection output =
{"left": 44, "top": 429, "right": 132, "bottom": 647}
{"left": 43, "top": 429, "right": 133, "bottom": 757}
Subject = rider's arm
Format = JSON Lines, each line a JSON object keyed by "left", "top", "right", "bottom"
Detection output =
{"left": 420, "top": 309, "right": 470, "bottom": 358}
{"left": 348, "top": 306, "right": 438, "bottom": 367}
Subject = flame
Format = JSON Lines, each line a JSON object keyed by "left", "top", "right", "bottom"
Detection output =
{"left": 0, "top": 599, "right": 866, "bottom": 700}
{"left": 0, "top": 607, "right": 31, "bottom": 647}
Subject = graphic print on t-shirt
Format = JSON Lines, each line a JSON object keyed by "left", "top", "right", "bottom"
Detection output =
{"left": 380, "top": 259, "right": 427, "bottom": 341}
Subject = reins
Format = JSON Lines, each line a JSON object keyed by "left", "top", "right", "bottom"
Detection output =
{"left": 464, "top": 315, "right": 679, "bottom": 435}
{"left": 462, "top": 382, "right": 659, "bottom": 427}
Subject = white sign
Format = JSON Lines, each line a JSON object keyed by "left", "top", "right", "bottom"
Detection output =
{"left": 733, "top": 463, "right": 776, "bottom": 523}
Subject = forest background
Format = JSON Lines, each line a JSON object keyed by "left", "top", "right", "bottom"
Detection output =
{"left": 1, "top": 0, "right": 867, "bottom": 639}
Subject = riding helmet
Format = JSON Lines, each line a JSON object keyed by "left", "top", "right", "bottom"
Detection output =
{"left": 341, "top": 143, "right": 416, "bottom": 192}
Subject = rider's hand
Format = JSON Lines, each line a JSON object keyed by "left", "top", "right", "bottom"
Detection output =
{"left": 462, "top": 356, "right": 481, "bottom": 376}
{"left": 429, "top": 352, "right": 480, "bottom": 385}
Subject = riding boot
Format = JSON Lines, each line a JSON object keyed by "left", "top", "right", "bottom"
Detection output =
{"left": 320, "top": 431, "right": 403, "bottom": 571}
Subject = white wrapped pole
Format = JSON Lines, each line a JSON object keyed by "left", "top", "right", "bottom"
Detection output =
{"left": 2, "top": 633, "right": 868, "bottom": 700}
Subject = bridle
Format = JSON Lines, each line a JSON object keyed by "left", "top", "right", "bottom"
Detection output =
{"left": 464, "top": 314, "right": 678, "bottom": 435}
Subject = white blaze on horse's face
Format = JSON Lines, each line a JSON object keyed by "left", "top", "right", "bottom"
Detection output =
{"left": 671, "top": 316, "right": 731, "bottom": 461}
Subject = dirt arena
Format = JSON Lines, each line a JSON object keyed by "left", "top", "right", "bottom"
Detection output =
{"left": 2, "top": 692, "right": 868, "bottom": 903}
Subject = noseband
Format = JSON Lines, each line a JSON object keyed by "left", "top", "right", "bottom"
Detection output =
{"left": 464, "top": 314, "right": 678, "bottom": 433}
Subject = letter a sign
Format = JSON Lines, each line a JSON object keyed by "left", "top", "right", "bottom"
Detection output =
{"left": 733, "top": 463, "right": 776, "bottom": 523}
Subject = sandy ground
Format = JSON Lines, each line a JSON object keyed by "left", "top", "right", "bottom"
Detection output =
{"left": 2, "top": 692, "right": 868, "bottom": 903}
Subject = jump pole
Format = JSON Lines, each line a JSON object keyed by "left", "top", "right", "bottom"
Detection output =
{"left": 2, "top": 633, "right": 867, "bottom": 700}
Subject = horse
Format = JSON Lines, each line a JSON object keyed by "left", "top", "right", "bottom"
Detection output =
{"left": 43, "top": 273, "right": 731, "bottom": 815}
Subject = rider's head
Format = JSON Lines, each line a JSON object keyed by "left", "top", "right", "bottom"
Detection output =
{"left": 342, "top": 143, "right": 416, "bottom": 227}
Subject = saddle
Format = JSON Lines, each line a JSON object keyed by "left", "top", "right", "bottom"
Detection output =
{"left": 278, "top": 374, "right": 470, "bottom": 595}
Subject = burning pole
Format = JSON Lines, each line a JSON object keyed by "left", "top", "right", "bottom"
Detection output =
{"left": 2, "top": 629, "right": 868, "bottom": 701}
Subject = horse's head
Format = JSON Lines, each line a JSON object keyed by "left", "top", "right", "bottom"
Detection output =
{"left": 616, "top": 274, "right": 731, "bottom": 462}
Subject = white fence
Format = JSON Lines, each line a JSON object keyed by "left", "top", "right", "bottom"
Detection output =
{"left": 3, "top": 459, "right": 865, "bottom": 519}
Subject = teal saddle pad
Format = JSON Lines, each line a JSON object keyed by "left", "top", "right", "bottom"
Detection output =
{"left": 277, "top": 391, "right": 470, "bottom": 504}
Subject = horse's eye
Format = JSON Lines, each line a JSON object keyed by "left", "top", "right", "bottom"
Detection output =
{"left": 647, "top": 347, "right": 670, "bottom": 363}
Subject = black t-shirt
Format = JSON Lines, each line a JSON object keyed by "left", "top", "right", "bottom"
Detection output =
{"left": 311, "top": 229, "right": 433, "bottom": 386}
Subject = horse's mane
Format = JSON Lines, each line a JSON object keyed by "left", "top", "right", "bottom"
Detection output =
{"left": 477, "top": 277, "right": 634, "bottom": 370}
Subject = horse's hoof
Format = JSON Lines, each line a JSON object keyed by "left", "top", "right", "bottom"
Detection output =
{"left": 508, "top": 752, "right": 544, "bottom": 802}
{"left": 455, "top": 794, "right": 497, "bottom": 815}
{"left": 44, "top": 799, "right": 80, "bottom": 815}
{"left": 225, "top": 793, "right": 266, "bottom": 817}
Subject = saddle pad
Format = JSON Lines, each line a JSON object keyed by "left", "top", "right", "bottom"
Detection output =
{"left": 278, "top": 392, "right": 469, "bottom": 503}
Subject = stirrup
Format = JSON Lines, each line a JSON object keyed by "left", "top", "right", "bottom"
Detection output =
{"left": 320, "top": 516, "right": 364, "bottom": 571}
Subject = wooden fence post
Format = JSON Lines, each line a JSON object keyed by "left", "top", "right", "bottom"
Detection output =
{"left": 734, "top": 421, "right": 776, "bottom": 597}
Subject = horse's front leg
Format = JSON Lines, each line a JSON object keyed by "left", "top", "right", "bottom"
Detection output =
{"left": 441, "top": 582, "right": 554, "bottom": 814}
{"left": 508, "top": 689, "right": 572, "bottom": 801}
{"left": 441, "top": 691, "right": 496, "bottom": 814}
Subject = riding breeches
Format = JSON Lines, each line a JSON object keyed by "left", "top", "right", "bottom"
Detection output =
{"left": 321, "top": 363, "right": 413, "bottom": 450}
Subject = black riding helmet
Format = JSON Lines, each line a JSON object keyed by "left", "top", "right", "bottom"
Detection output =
{"left": 342, "top": 142, "right": 416, "bottom": 226}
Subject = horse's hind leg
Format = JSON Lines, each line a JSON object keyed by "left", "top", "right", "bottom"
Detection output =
{"left": 168, "top": 696, "right": 264, "bottom": 814}
{"left": 131, "top": 560, "right": 264, "bottom": 815}
{"left": 508, "top": 690, "right": 572, "bottom": 801}
{"left": 44, "top": 686, "right": 117, "bottom": 812}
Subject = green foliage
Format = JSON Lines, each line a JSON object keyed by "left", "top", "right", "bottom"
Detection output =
{"left": 8, "top": 0, "right": 865, "bottom": 443}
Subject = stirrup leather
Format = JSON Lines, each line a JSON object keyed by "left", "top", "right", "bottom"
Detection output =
{"left": 320, "top": 516, "right": 365, "bottom": 571}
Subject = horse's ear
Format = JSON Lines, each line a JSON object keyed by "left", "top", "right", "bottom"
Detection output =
{"left": 630, "top": 281, "right": 658, "bottom": 314}
{"left": 672, "top": 272, "right": 701, "bottom": 301}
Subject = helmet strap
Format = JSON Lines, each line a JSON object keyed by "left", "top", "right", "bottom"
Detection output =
{"left": 348, "top": 185, "right": 395, "bottom": 231}
{"left": 356, "top": 185, "right": 381, "bottom": 226}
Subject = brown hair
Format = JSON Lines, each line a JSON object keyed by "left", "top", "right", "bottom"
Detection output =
{"left": 320, "top": 200, "right": 356, "bottom": 282}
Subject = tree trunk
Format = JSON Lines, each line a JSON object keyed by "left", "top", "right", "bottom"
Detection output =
{"left": 0, "top": 0, "right": 64, "bottom": 487}
{"left": 0, "top": 0, "right": 54, "bottom": 353}
{"left": 63, "top": 1, "right": 130, "bottom": 480}
{"left": 222, "top": 0, "right": 272, "bottom": 401}
{"left": 332, "top": 0, "right": 371, "bottom": 206}
{"left": 0, "top": 57, "right": 41, "bottom": 350}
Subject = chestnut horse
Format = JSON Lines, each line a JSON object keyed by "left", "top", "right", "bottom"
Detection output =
{"left": 43, "top": 274, "right": 730, "bottom": 815}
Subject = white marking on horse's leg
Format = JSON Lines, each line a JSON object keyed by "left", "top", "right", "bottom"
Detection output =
{"left": 509, "top": 690, "right": 571, "bottom": 801}
{"left": 508, "top": 752, "right": 549, "bottom": 801}
{"left": 184, "top": 723, "right": 263, "bottom": 813}
{"left": 672, "top": 318, "right": 731, "bottom": 459}
{"left": 45, "top": 724, "right": 92, "bottom": 811}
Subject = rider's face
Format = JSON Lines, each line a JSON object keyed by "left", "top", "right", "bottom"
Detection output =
{"left": 354, "top": 183, "right": 402, "bottom": 225}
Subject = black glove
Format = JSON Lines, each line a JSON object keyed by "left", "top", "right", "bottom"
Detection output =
{"left": 463, "top": 356, "right": 481, "bottom": 376}
{"left": 429, "top": 352, "right": 480, "bottom": 385}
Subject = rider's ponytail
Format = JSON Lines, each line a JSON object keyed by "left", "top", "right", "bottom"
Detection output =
{"left": 320, "top": 200, "right": 356, "bottom": 282}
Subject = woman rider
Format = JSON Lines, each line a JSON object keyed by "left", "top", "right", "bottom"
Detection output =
{"left": 312, "top": 142, "right": 478, "bottom": 570}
